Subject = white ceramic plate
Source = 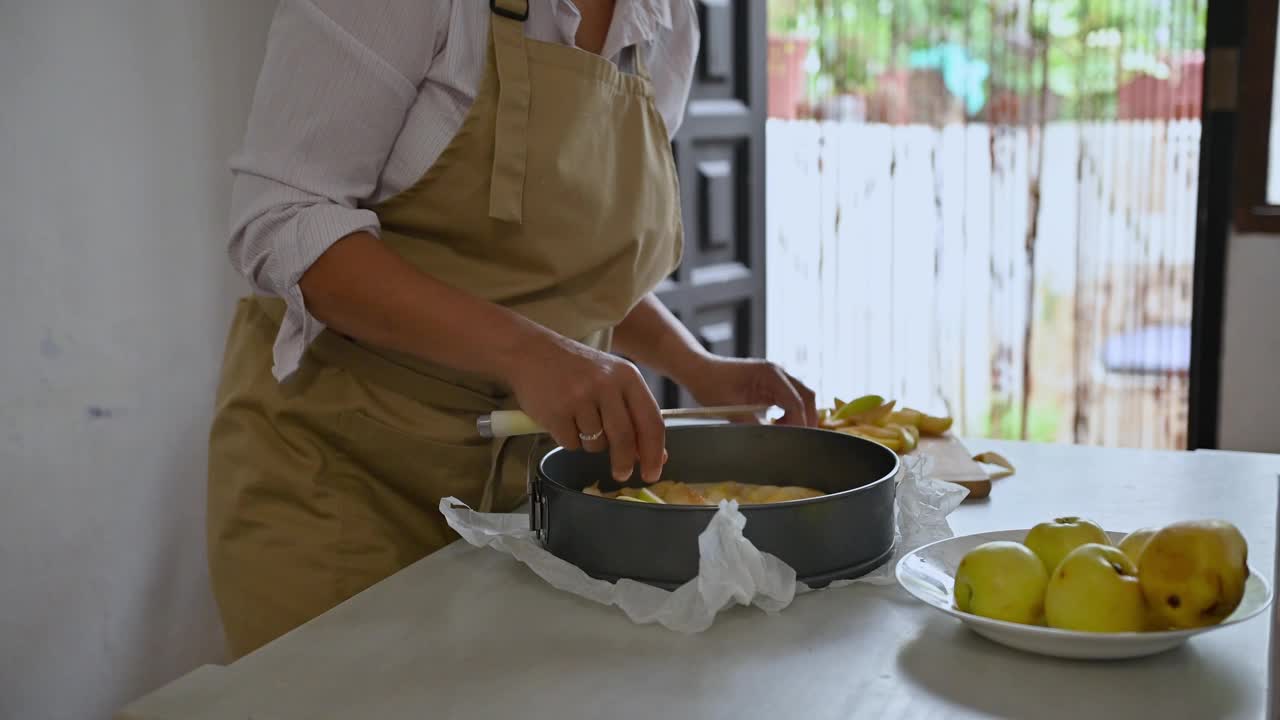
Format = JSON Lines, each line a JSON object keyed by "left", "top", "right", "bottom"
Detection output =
{"left": 895, "top": 529, "right": 1273, "bottom": 660}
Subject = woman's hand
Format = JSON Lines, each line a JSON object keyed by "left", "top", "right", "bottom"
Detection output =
{"left": 609, "top": 295, "right": 815, "bottom": 428}
{"left": 501, "top": 332, "right": 667, "bottom": 484}
{"left": 682, "top": 356, "right": 818, "bottom": 428}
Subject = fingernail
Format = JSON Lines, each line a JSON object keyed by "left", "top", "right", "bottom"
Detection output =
{"left": 662, "top": 449, "right": 669, "bottom": 464}
{"left": 613, "top": 469, "right": 630, "bottom": 483}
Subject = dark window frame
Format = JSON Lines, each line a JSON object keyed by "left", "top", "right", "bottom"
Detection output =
{"left": 1234, "top": 0, "right": 1280, "bottom": 233}
{"left": 1189, "top": 0, "right": 1246, "bottom": 449}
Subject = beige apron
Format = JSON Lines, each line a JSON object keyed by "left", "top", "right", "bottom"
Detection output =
{"left": 207, "top": 0, "right": 682, "bottom": 659}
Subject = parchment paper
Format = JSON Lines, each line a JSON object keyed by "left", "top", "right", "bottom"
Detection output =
{"left": 439, "top": 454, "right": 967, "bottom": 633}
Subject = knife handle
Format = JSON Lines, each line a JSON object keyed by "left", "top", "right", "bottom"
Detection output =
{"left": 477, "top": 404, "right": 776, "bottom": 438}
{"left": 477, "top": 410, "right": 545, "bottom": 439}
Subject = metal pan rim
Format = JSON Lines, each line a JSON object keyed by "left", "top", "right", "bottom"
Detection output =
{"left": 537, "top": 425, "right": 901, "bottom": 510}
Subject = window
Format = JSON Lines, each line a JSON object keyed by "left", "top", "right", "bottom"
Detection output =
{"left": 765, "top": 0, "right": 1204, "bottom": 449}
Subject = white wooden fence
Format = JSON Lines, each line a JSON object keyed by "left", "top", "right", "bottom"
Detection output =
{"left": 765, "top": 120, "right": 1200, "bottom": 447}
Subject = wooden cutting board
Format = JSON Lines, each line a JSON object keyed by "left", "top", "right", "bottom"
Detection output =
{"left": 913, "top": 435, "right": 1005, "bottom": 499}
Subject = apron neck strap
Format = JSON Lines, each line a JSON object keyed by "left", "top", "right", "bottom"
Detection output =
{"left": 488, "top": 0, "right": 532, "bottom": 224}
{"left": 490, "top": 0, "right": 529, "bottom": 22}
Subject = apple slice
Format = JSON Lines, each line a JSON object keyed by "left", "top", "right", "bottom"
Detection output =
{"left": 831, "top": 394, "right": 884, "bottom": 422}
{"left": 616, "top": 486, "right": 666, "bottom": 504}
{"left": 895, "top": 423, "right": 918, "bottom": 452}
{"left": 889, "top": 408, "right": 924, "bottom": 428}
{"left": 918, "top": 413, "right": 954, "bottom": 436}
{"left": 837, "top": 424, "right": 905, "bottom": 453}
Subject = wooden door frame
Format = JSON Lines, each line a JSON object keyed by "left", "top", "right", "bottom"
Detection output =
{"left": 1234, "top": 0, "right": 1280, "bottom": 233}
{"left": 647, "top": 1, "right": 768, "bottom": 408}
{"left": 1188, "top": 0, "right": 1247, "bottom": 450}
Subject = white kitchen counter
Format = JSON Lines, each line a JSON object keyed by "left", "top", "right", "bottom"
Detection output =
{"left": 118, "top": 440, "right": 1280, "bottom": 719}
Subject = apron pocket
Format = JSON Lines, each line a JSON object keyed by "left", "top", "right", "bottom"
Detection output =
{"left": 327, "top": 408, "right": 496, "bottom": 592}
{"left": 336, "top": 408, "right": 493, "bottom": 511}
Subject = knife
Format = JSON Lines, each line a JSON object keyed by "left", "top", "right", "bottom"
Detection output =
{"left": 476, "top": 404, "right": 773, "bottom": 439}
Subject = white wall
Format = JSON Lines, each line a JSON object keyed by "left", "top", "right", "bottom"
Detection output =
{"left": 1218, "top": 232, "right": 1280, "bottom": 453}
{"left": 0, "top": 2, "right": 275, "bottom": 718}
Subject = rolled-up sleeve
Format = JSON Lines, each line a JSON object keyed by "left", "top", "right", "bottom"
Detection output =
{"left": 227, "top": 0, "right": 441, "bottom": 381}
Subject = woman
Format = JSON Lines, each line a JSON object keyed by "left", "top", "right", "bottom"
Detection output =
{"left": 209, "top": 0, "right": 816, "bottom": 658}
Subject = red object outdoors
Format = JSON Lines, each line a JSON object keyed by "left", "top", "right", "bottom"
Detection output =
{"left": 1117, "top": 52, "right": 1204, "bottom": 120}
{"left": 768, "top": 35, "right": 809, "bottom": 119}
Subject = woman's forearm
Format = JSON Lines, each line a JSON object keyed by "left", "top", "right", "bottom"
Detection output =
{"left": 300, "top": 231, "right": 670, "bottom": 478}
{"left": 611, "top": 294, "right": 711, "bottom": 386}
{"left": 297, "top": 231, "right": 544, "bottom": 382}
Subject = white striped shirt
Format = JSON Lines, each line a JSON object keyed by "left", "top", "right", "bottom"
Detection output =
{"left": 228, "top": 0, "right": 699, "bottom": 380}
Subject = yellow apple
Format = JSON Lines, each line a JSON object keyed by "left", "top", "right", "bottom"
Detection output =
{"left": 1023, "top": 516, "right": 1111, "bottom": 574}
{"left": 953, "top": 541, "right": 1049, "bottom": 625}
{"left": 1117, "top": 527, "right": 1159, "bottom": 565}
{"left": 1139, "top": 520, "right": 1249, "bottom": 629}
{"left": 1044, "top": 543, "right": 1147, "bottom": 632}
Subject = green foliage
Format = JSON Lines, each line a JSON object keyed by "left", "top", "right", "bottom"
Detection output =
{"left": 768, "top": 0, "right": 1206, "bottom": 120}
{"left": 973, "top": 399, "right": 1063, "bottom": 442}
